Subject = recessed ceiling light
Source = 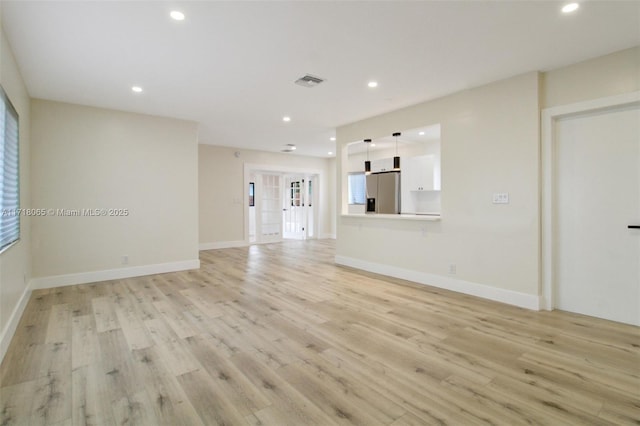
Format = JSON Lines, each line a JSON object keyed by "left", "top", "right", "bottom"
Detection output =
{"left": 283, "top": 116, "right": 291, "bottom": 122}
{"left": 330, "top": 137, "right": 336, "bottom": 141}
{"left": 368, "top": 81, "right": 378, "bottom": 88}
{"left": 419, "top": 131, "right": 425, "bottom": 136}
{"left": 371, "top": 143, "right": 376, "bottom": 147}
{"left": 328, "top": 151, "right": 333, "bottom": 155}
{"left": 131, "top": 86, "right": 143, "bottom": 93}
{"left": 170, "top": 10, "right": 185, "bottom": 20}
{"left": 562, "top": 3, "right": 579, "bottom": 13}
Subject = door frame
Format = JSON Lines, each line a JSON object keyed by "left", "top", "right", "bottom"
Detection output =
{"left": 541, "top": 90, "right": 640, "bottom": 310}
{"left": 243, "top": 163, "right": 323, "bottom": 245}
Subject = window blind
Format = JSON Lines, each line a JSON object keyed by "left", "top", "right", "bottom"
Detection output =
{"left": 0, "top": 87, "right": 20, "bottom": 252}
{"left": 348, "top": 173, "right": 366, "bottom": 205}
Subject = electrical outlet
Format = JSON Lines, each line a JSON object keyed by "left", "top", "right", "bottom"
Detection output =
{"left": 492, "top": 192, "right": 509, "bottom": 204}
{"left": 122, "top": 255, "right": 129, "bottom": 265}
{"left": 448, "top": 263, "right": 457, "bottom": 274}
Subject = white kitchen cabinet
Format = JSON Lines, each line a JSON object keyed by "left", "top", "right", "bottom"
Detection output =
{"left": 404, "top": 155, "right": 439, "bottom": 191}
{"left": 370, "top": 157, "right": 394, "bottom": 173}
{"left": 401, "top": 155, "right": 441, "bottom": 214}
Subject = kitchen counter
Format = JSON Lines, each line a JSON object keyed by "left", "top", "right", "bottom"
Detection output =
{"left": 341, "top": 213, "right": 441, "bottom": 221}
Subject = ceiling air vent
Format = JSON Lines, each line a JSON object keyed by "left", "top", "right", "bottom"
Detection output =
{"left": 281, "top": 143, "right": 297, "bottom": 153}
{"left": 294, "top": 74, "right": 325, "bottom": 88}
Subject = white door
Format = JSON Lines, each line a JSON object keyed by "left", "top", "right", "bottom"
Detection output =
{"left": 555, "top": 104, "right": 640, "bottom": 325}
{"left": 259, "top": 174, "right": 283, "bottom": 243}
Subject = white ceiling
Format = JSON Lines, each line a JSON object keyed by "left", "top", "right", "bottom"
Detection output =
{"left": 2, "top": 1, "right": 639, "bottom": 158}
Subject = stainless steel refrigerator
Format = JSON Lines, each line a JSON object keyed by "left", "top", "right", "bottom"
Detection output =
{"left": 366, "top": 171, "right": 401, "bottom": 214}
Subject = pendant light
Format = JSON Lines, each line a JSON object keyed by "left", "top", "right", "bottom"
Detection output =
{"left": 364, "top": 139, "right": 372, "bottom": 174}
{"left": 393, "top": 132, "right": 401, "bottom": 170}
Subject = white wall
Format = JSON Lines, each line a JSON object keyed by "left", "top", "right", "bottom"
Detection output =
{"left": 542, "top": 46, "right": 640, "bottom": 108}
{"left": 337, "top": 72, "right": 542, "bottom": 305}
{"left": 0, "top": 23, "right": 32, "bottom": 358}
{"left": 30, "top": 100, "right": 199, "bottom": 281}
{"left": 199, "top": 144, "right": 336, "bottom": 246}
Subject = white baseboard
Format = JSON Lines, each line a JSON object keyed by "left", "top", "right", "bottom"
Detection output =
{"left": 30, "top": 259, "right": 201, "bottom": 290}
{"left": 0, "top": 281, "right": 32, "bottom": 364}
{"left": 319, "top": 233, "right": 337, "bottom": 239}
{"left": 199, "top": 240, "right": 247, "bottom": 251}
{"left": 335, "top": 255, "right": 541, "bottom": 311}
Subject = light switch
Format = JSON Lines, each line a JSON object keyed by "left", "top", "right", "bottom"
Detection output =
{"left": 492, "top": 193, "right": 509, "bottom": 204}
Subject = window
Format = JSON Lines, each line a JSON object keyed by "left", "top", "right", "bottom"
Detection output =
{"left": 248, "top": 182, "right": 255, "bottom": 206}
{"left": 0, "top": 87, "right": 19, "bottom": 252}
{"left": 348, "top": 173, "right": 365, "bottom": 205}
{"left": 290, "top": 181, "right": 301, "bottom": 206}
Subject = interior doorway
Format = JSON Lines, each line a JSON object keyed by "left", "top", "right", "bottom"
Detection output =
{"left": 245, "top": 164, "right": 322, "bottom": 245}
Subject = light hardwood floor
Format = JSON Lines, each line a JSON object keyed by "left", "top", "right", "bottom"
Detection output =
{"left": 1, "top": 240, "right": 638, "bottom": 425}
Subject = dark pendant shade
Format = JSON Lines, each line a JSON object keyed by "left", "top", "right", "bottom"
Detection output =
{"left": 393, "top": 132, "right": 401, "bottom": 170}
{"left": 364, "top": 138, "right": 372, "bottom": 173}
{"left": 393, "top": 156, "right": 400, "bottom": 169}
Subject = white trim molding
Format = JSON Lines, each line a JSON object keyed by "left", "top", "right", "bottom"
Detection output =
{"left": 336, "top": 255, "right": 541, "bottom": 310}
{"left": 319, "top": 233, "right": 337, "bottom": 240}
{"left": 199, "top": 241, "right": 248, "bottom": 250}
{"left": 0, "top": 282, "right": 32, "bottom": 363}
{"left": 541, "top": 90, "right": 640, "bottom": 310}
{"left": 30, "top": 259, "right": 200, "bottom": 290}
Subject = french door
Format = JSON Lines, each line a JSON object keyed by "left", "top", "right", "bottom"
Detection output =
{"left": 258, "top": 174, "right": 282, "bottom": 243}
{"left": 283, "top": 175, "right": 316, "bottom": 240}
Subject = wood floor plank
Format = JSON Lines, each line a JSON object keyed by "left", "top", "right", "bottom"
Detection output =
{"left": 182, "top": 334, "right": 272, "bottom": 416}
{"left": 285, "top": 347, "right": 407, "bottom": 422}
{"left": 131, "top": 347, "right": 205, "bottom": 426}
{"left": 180, "top": 288, "right": 225, "bottom": 319}
{"left": 111, "top": 389, "right": 159, "bottom": 425}
{"left": 1, "top": 239, "right": 637, "bottom": 425}
{"left": 30, "top": 360, "right": 72, "bottom": 425}
{"left": 230, "top": 351, "right": 338, "bottom": 426}
{"left": 71, "top": 365, "right": 116, "bottom": 426}
{"left": 0, "top": 379, "right": 38, "bottom": 426}
{"left": 152, "top": 299, "right": 198, "bottom": 340}
{"left": 598, "top": 400, "right": 640, "bottom": 425}
{"left": 522, "top": 346, "right": 640, "bottom": 397}
{"left": 96, "top": 328, "right": 147, "bottom": 405}
{"left": 176, "top": 368, "right": 248, "bottom": 426}
{"left": 0, "top": 296, "right": 51, "bottom": 386}
{"left": 319, "top": 347, "right": 488, "bottom": 425}
{"left": 45, "top": 304, "right": 71, "bottom": 345}
{"left": 440, "top": 374, "right": 580, "bottom": 425}
{"left": 276, "top": 361, "right": 390, "bottom": 426}
{"left": 143, "top": 318, "right": 201, "bottom": 377}
{"left": 70, "top": 314, "right": 98, "bottom": 370}
{"left": 91, "top": 297, "right": 119, "bottom": 333}
{"left": 389, "top": 411, "right": 435, "bottom": 426}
